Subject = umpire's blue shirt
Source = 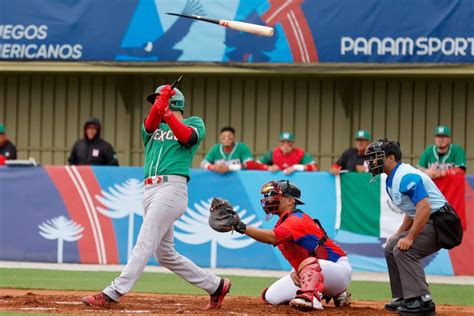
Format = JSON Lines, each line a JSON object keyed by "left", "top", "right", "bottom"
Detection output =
{"left": 386, "top": 162, "right": 447, "bottom": 218}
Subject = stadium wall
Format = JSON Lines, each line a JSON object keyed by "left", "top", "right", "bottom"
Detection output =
{"left": 1, "top": 166, "right": 473, "bottom": 275}
{"left": 0, "top": 73, "right": 473, "bottom": 171}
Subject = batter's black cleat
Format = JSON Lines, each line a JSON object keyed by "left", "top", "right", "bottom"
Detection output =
{"left": 396, "top": 295, "right": 436, "bottom": 315}
{"left": 384, "top": 297, "right": 405, "bottom": 311}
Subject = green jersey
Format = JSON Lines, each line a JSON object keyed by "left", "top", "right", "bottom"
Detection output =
{"left": 203, "top": 142, "right": 253, "bottom": 166}
{"left": 141, "top": 116, "right": 205, "bottom": 179}
{"left": 418, "top": 144, "right": 466, "bottom": 170}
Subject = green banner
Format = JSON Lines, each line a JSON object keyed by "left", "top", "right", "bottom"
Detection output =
{"left": 340, "top": 173, "right": 380, "bottom": 236}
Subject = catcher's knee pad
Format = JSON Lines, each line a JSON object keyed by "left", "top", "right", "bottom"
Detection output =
{"left": 296, "top": 257, "right": 324, "bottom": 302}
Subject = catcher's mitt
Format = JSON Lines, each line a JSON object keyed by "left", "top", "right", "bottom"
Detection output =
{"left": 208, "top": 198, "right": 246, "bottom": 233}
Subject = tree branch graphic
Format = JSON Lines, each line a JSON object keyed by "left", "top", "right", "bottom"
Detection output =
{"left": 38, "top": 216, "right": 84, "bottom": 263}
{"left": 95, "top": 178, "right": 144, "bottom": 260}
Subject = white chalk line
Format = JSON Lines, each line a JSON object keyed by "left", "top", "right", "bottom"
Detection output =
{"left": 54, "top": 301, "right": 83, "bottom": 305}
{"left": 1, "top": 261, "right": 473, "bottom": 285}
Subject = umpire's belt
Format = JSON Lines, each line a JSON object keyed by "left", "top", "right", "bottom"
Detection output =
{"left": 428, "top": 203, "right": 451, "bottom": 224}
{"left": 144, "top": 175, "right": 186, "bottom": 186}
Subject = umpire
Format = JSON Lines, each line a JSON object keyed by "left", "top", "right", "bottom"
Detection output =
{"left": 364, "top": 140, "right": 460, "bottom": 314}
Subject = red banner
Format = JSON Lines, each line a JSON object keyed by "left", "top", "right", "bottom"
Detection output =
{"left": 448, "top": 179, "right": 474, "bottom": 275}
{"left": 434, "top": 174, "right": 467, "bottom": 230}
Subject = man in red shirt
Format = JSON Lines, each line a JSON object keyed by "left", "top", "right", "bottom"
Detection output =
{"left": 213, "top": 180, "right": 352, "bottom": 311}
{"left": 257, "top": 132, "right": 318, "bottom": 175}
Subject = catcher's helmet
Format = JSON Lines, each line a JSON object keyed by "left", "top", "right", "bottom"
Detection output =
{"left": 260, "top": 180, "right": 304, "bottom": 220}
{"left": 365, "top": 139, "right": 402, "bottom": 177}
{"left": 146, "top": 85, "right": 185, "bottom": 112}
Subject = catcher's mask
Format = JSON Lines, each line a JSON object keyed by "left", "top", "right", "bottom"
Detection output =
{"left": 365, "top": 139, "right": 402, "bottom": 182}
{"left": 260, "top": 180, "right": 304, "bottom": 220}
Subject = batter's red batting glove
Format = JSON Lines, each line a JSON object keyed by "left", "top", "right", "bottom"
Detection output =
{"left": 156, "top": 84, "right": 175, "bottom": 99}
{"left": 154, "top": 85, "right": 175, "bottom": 116}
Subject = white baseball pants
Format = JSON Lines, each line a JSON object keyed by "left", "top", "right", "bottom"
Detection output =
{"left": 104, "top": 177, "right": 220, "bottom": 301}
{"left": 264, "top": 256, "right": 352, "bottom": 305}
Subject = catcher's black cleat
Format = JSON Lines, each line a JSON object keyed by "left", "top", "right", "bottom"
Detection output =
{"left": 384, "top": 297, "right": 405, "bottom": 311}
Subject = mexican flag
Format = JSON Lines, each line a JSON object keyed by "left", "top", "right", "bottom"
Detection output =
{"left": 335, "top": 173, "right": 404, "bottom": 239}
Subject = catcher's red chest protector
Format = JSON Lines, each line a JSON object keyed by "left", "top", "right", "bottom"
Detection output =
{"left": 273, "top": 210, "right": 346, "bottom": 270}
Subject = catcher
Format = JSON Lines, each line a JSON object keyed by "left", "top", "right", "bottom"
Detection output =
{"left": 208, "top": 180, "right": 352, "bottom": 311}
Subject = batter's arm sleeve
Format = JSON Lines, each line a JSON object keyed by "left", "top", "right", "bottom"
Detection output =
{"left": 144, "top": 102, "right": 163, "bottom": 134}
{"left": 68, "top": 143, "right": 78, "bottom": 165}
{"left": 185, "top": 116, "right": 206, "bottom": 147}
{"left": 163, "top": 114, "right": 194, "bottom": 146}
{"left": 417, "top": 147, "right": 430, "bottom": 169}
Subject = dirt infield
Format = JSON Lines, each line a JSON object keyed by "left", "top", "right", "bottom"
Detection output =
{"left": 0, "top": 289, "right": 473, "bottom": 315}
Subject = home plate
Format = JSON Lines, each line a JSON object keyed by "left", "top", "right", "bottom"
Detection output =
{"left": 121, "top": 310, "right": 150, "bottom": 313}
{"left": 54, "top": 301, "right": 83, "bottom": 305}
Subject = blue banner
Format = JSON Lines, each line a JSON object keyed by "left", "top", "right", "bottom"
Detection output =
{"left": 1, "top": 166, "right": 473, "bottom": 275}
{"left": 1, "top": 0, "right": 473, "bottom": 63}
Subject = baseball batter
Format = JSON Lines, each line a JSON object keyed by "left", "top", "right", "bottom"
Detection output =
{"left": 82, "top": 82, "right": 230, "bottom": 309}
{"left": 208, "top": 180, "right": 352, "bottom": 311}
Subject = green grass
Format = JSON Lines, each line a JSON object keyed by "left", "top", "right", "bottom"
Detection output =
{"left": 1, "top": 268, "right": 473, "bottom": 306}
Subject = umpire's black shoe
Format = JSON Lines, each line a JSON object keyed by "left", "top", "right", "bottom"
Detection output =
{"left": 396, "top": 295, "right": 435, "bottom": 315}
{"left": 385, "top": 298, "right": 405, "bottom": 311}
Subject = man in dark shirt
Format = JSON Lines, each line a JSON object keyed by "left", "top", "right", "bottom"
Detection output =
{"left": 68, "top": 118, "right": 119, "bottom": 166}
{"left": 329, "top": 130, "right": 371, "bottom": 175}
{"left": 0, "top": 124, "right": 17, "bottom": 165}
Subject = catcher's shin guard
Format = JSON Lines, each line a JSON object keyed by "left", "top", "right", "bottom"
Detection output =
{"left": 294, "top": 257, "right": 324, "bottom": 304}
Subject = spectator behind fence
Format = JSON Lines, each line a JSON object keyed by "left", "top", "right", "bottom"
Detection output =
{"left": 257, "top": 132, "right": 318, "bottom": 175}
{"left": 329, "top": 129, "right": 371, "bottom": 176}
{"left": 0, "top": 124, "right": 17, "bottom": 165}
{"left": 201, "top": 126, "right": 254, "bottom": 174}
{"left": 417, "top": 125, "right": 466, "bottom": 178}
{"left": 68, "top": 118, "right": 119, "bottom": 166}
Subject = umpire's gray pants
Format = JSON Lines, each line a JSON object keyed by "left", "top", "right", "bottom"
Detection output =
{"left": 104, "top": 178, "right": 220, "bottom": 301}
{"left": 384, "top": 222, "right": 441, "bottom": 300}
